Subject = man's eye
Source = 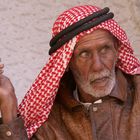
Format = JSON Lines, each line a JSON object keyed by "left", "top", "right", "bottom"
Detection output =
{"left": 79, "top": 51, "right": 90, "bottom": 58}
{"left": 100, "top": 45, "right": 111, "bottom": 54}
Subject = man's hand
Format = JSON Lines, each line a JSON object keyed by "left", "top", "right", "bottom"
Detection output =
{"left": 0, "top": 64, "right": 4, "bottom": 75}
{"left": 0, "top": 64, "right": 18, "bottom": 124}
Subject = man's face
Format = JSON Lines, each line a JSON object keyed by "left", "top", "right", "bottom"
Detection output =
{"left": 69, "top": 29, "right": 118, "bottom": 98}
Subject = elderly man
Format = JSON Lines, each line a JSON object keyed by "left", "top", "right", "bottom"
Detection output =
{"left": 0, "top": 5, "right": 140, "bottom": 140}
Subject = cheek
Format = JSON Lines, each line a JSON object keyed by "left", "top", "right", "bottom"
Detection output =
{"left": 101, "top": 51, "right": 117, "bottom": 71}
{"left": 70, "top": 58, "right": 90, "bottom": 80}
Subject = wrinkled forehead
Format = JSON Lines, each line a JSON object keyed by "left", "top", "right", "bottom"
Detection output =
{"left": 74, "top": 29, "right": 118, "bottom": 52}
{"left": 76, "top": 29, "right": 116, "bottom": 45}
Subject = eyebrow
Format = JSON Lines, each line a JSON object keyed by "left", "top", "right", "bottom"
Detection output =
{"left": 77, "top": 39, "right": 114, "bottom": 48}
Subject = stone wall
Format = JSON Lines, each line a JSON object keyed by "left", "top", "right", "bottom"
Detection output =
{"left": 0, "top": 0, "right": 140, "bottom": 103}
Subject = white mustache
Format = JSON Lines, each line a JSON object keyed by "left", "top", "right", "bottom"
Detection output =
{"left": 89, "top": 70, "right": 111, "bottom": 82}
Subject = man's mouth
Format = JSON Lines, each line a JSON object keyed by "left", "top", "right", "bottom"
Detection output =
{"left": 90, "top": 76, "right": 109, "bottom": 87}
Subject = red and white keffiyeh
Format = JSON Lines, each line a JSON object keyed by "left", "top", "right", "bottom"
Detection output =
{"left": 18, "top": 5, "right": 140, "bottom": 138}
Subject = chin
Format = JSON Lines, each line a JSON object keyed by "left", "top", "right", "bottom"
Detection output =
{"left": 82, "top": 77, "right": 116, "bottom": 98}
{"left": 87, "top": 88, "right": 112, "bottom": 98}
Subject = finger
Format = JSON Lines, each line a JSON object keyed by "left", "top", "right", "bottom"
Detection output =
{"left": 0, "top": 64, "right": 4, "bottom": 68}
{"left": 0, "top": 64, "right": 4, "bottom": 75}
{"left": 0, "top": 93, "right": 17, "bottom": 124}
{"left": 0, "top": 70, "right": 4, "bottom": 74}
{"left": 1, "top": 103, "right": 14, "bottom": 124}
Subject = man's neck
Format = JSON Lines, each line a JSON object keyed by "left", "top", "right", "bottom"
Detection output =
{"left": 75, "top": 88, "right": 100, "bottom": 103}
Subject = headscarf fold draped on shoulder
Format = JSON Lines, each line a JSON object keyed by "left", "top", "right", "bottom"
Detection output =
{"left": 18, "top": 5, "right": 140, "bottom": 138}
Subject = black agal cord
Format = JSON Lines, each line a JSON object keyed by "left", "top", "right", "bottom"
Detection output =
{"left": 49, "top": 7, "right": 114, "bottom": 55}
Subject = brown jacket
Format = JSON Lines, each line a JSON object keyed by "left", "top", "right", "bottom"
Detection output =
{"left": 0, "top": 69, "right": 140, "bottom": 140}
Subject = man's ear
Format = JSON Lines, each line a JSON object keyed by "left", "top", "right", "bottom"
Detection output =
{"left": 114, "top": 38, "right": 121, "bottom": 51}
{"left": 113, "top": 38, "right": 120, "bottom": 62}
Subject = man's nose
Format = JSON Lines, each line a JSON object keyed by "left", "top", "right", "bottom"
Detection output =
{"left": 90, "top": 53, "right": 104, "bottom": 72}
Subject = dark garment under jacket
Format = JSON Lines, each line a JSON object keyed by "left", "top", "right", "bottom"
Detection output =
{"left": 0, "top": 69, "right": 140, "bottom": 140}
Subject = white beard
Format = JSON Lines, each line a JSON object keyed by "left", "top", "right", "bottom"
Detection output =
{"left": 72, "top": 67, "right": 116, "bottom": 98}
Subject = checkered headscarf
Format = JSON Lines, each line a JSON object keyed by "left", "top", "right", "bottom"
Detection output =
{"left": 18, "top": 5, "right": 140, "bottom": 138}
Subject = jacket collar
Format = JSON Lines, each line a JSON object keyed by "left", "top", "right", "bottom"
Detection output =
{"left": 109, "top": 69, "right": 128, "bottom": 102}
